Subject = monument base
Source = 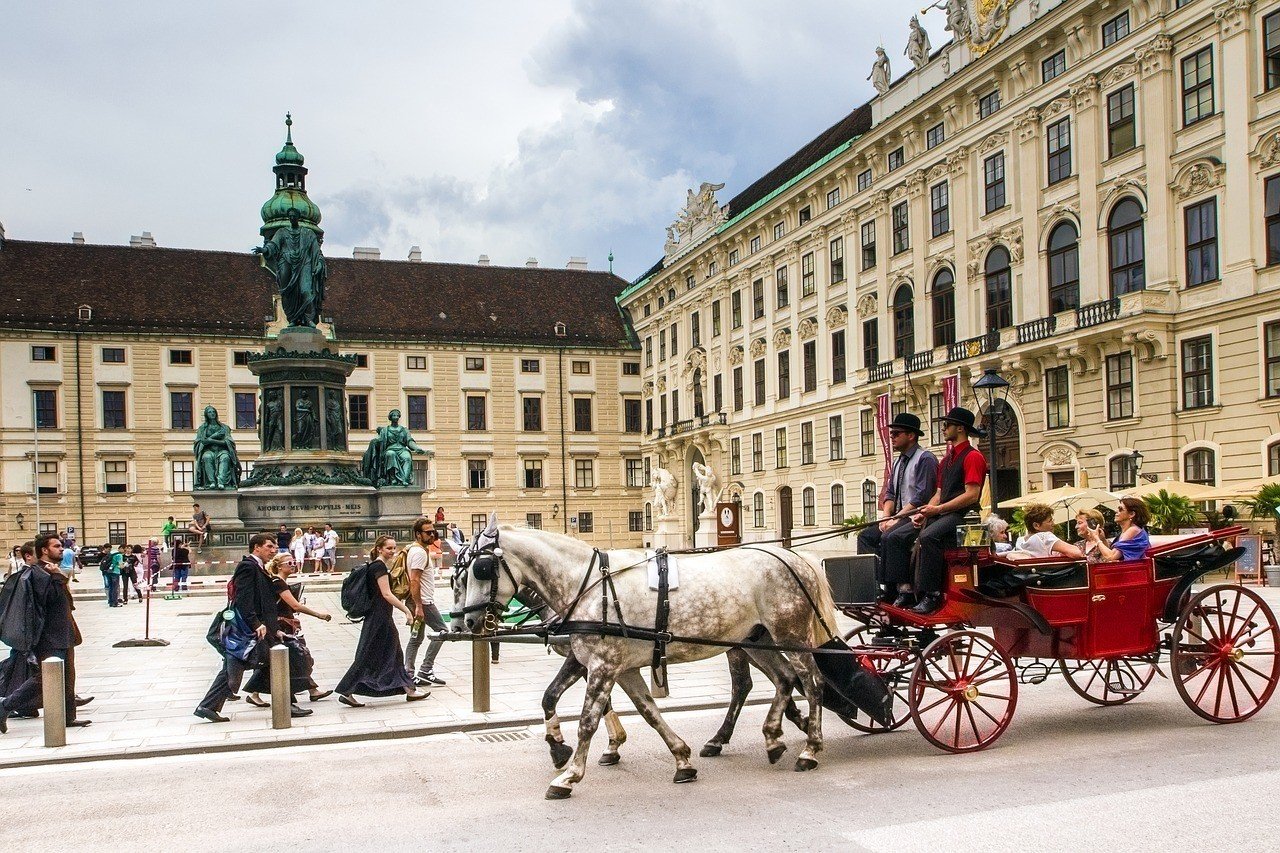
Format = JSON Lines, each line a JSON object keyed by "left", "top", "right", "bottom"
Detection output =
{"left": 693, "top": 511, "right": 717, "bottom": 548}
{"left": 650, "top": 517, "right": 684, "bottom": 550}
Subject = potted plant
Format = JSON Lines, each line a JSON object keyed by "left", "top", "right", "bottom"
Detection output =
{"left": 1142, "top": 489, "right": 1200, "bottom": 535}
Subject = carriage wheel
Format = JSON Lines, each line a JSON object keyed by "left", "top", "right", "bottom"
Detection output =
{"left": 909, "top": 630, "right": 1017, "bottom": 753}
{"left": 1059, "top": 656, "right": 1158, "bottom": 706}
{"left": 1171, "top": 585, "right": 1280, "bottom": 723}
{"left": 841, "top": 625, "right": 912, "bottom": 733}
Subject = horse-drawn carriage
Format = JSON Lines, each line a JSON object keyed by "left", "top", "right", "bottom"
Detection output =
{"left": 836, "top": 526, "right": 1280, "bottom": 752}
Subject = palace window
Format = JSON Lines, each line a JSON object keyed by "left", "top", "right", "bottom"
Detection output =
{"left": 829, "top": 415, "right": 844, "bottom": 461}
{"left": 733, "top": 366, "right": 744, "bottom": 411}
{"left": 1047, "top": 222, "right": 1080, "bottom": 313}
{"left": 624, "top": 398, "right": 642, "bottom": 433}
{"left": 752, "top": 279, "right": 765, "bottom": 319}
{"left": 32, "top": 345, "right": 56, "bottom": 361}
{"left": 930, "top": 393, "right": 945, "bottom": 446}
{"left": 1045, "top": 367, "right": 1070, "bottom": 430}
{"left": 802, "top": 487, "right": 816, "bottom": 526}
{"left": 926, "top": 122, "right": 944, "bottom": 150}
{"left": 892, "top": 285, "right": 914, "bottom": 360}
{"left": 801, "top": 422, "right": 814, "bottom": 465}
{"left": 860, "top": 220, "right": 877, "bottom": 270}
{"left": 1185, "top": 198, "right": 1219, "bottom": 287}
{"left": 752, "top": 432, "right": 764, "bottom": 472}
{"left": 775, "top": 427, "right": 788, "bottom": 469}
{"left": 573, "top": 397, "right": 592, "bottom": 432}
{"left": 754, "top": 358, "right": 766, "bottom": 406}
{"left": 730, "top": 437, "right": 742, "bottom": 476}
{"left": 1107, "top": 85, "right": 1136, "bottom": 157}
{"left": 104, "top": 460, "right": 129, "bottom": 494}
{"left": 732, "top": 290, "right": 743, "bottom": 328}
{"left": 888, "top": 147, "right": 904, "bottom": 172}
{"left": 467, "top": 459, "right": 488, "bottom": 490}
{"left": 521, "top": 358, "right": 540, "bottom": 373}
{"left": 1267, "top": 176, "right": 1280, "bottom": 266}
{"left": 171, "top": 460, "right": 193, "bottom": 493}
{"left": 1046, "top": 118, "right": 1072, "bottom": 185}
{"left": 801, "top": 252, "right": 815, "bottom": 297}
{"left": 574, "top": 459, "right": 594, "bottom": 489}
{"left": 406, "top": 355, "right": 427, "bottom": 370}
{"left": 830, "top": 236, "right": 845, "bottom": 283}
{"left": 1109, "top": 198, "right": 1146, "bottom": 296}
{"left": 831, "top": 330, "right": 847, "bottom": 384}
{"left": 102, "top": 347, "right": 125, "bottom": 364}
{"left": 1042, "top": 49, "right": 1066, "bottom": 83}
{"left": 102, "top": 389, "right": 127, "bottom": 430}
{"left": 1267, "top": 10, "right": 1280, "bottom": 91}
{"left": 34, "top": 389, "right": 58, "bottom": 430}
{"left": 985, "top": 246, "right": 1013, "bottom": 333}
{"left": 522, "top": 395, "right": 542, "bottom": 432}
{"left": 349, "top": 394, "right": 370, "bottom": 431}
{"left": 1184, "top": 448, "right": 1216, "bottom": 486}
{"left": 930, "top": 181, "right": 950, "bottom": 237}
{"left": 466, "top": 395, "right": 486, "bottom": 431}
{"left": 777, "top": 350, "right": 791, "bottom": 400}
{"left": 830, "top": 484, "right": 846, "bottom": 525}
{"left": 978, "top": 90, "right": 1001, "bottom": 119}
{"left": 523, "top": 458, "right": 543, "bottom": 490}
{"left": 750, "top": 235, "right": 761, "bottom": 254}
{"left": 170, "top": 391, "right": 193, "bottom": 430}
{"left": 775, "top": 267, "right": 789, "bottom": 309}
{"left": 1106, "top": 352, "right": 1134, "bottom": 420}
{"left": 711, "top": 302, "right": 722, "bottom": 337}
{"left": 1102, "top": 11, "right": 1130, "bottom": 47}
{"left": 932, "top": 268, "right": 956, "bottom": 348}
{"left": 623, "top": 361, "right": 640, "bottom": 375}
{"left": 1181, "top": 335, "right": 1214, "bottom": 410}
{"left": 983, "top": 152, "right": 1006, "bottom": 213}
{"left": 753, "top": 492, "right": 765, "bottom": 528}
{"left": 1109, "top": 455, "right": 1137, "bottom": 491}
{"left": 862, "top": 318, "right": 879, "bottom": 369}
{"left": 169, "top": 349, "right": 193, "bottom": 365}
{"left": 802, "top": 340, "right": 817, "bottom": 393}
{"left": 407, "top": 394, "right": 428, "bottom": 431}
{"left": 860, "top": 410, "right": 875, "bottom": 456}
{"left": 857, "top": 169, "right": 872, "bottom": 193}
{"left": 891, "top": 202, "right": 909, "bottom": 255}
{"left": 1182, "top": 48, "right": 1214, "bottom": 127}
{"left": 234, "top": 392, "right": 256, "bottom": 430}
{"left": 35, "top": 460, "right": 60, "bottom": 495}
{"left": 826, "top": 187, "right": 841, "bottom": 209}
{"left": 690, "top": 312, "right": 701, "bottom": 348}
{"left": 861, "top": 480, "right": 878, "bottom": 521}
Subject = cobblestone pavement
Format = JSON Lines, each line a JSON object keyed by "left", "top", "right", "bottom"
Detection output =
{"left": 0, "top": 580, "right": 780, "bottom": 767}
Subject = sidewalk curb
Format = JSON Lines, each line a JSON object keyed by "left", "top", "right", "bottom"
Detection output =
{"left": 0, "top": 696, "right": 774, "bottom": 771}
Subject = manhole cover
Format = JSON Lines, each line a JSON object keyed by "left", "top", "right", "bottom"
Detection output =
{"left": 468, "top": 729, "right": 532, "bottom": 744}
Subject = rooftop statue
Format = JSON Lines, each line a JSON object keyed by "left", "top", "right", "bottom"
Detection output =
{"left": 906, "top": 15, "right": 932, "bottom": 70}
{"left": 868, "top": 46, "right": 891, "bottom": 95}
{"left": 193, "top": 406, "right": 240, "bottom": 490}
{"left": 254, "top": 207, "right": 328, "bottom": 328}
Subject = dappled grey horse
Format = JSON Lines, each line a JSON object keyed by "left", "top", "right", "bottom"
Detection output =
{"left": 460, "top": 522, "right": 837, "bottom": 799}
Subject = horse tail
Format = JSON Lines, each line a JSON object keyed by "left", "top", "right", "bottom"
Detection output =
{"left": 794, "top": 551, "right": 839, "bottom": 646}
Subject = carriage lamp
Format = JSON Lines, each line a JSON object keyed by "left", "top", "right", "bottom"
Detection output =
{"left": 552, "top": 503, "right": 560, "bottom": 519}
{"left": 16, "top": 512, "right": 24, "bottom": 530}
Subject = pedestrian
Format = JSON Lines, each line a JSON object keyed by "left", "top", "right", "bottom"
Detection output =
{"left": 193, "top": 532, "right": 288, "bottom": 724}
{"left": 59, "top": 542, "right": 80, "bottom": 584}
{"left": 103, "top": 544, "right": 122, "bottom": 607}
{"left": 447, "top": 523, "right": 465, "bottom": 548}
{"left": 404, "top": 519, "right": 448, "bottom": 688}
{"left": 145, "top": 538, "right": 161, "bottom": 587}
{"left": 276, "top": 524, "right": 291, "bottom": 552}
{"left": 161, "top": 516, "right": 177, "bottom": 548}
{"left": 434, "top": 506, "right": 445, "bottom": 523}
{"left": 322, "top": 523, "right": 338, "bottom": 573}
{"left": 189, "top": 504, "right": 210, "bottom": 551}
{"left": 290, "top": 527, "right": 307, "bottom": 571}
{"left": 170, "top": 539, "right": 192, "bottom": 592}
{"left": 243, "top": 553, "right": 333, "bottom": 708}
{"left": 8, "top": 545, "right": 26, "bottom": 579}
{"left": 306, "top": 526, "right": 324, "bottom": 574}
{"left": 0, "top": 532, "right": 90, "bottom": 734}
{"left": 335, "top": 536, "right": 431, "bottom": 707}
{"left": 121, "top": 545, "right": 142, "bottom": 603}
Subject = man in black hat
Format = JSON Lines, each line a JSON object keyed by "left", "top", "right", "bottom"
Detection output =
{"left": 857, "top": 412, "right": 938, "bottom": 606}
{"left": 909, "top": 407, "right": 989, "bottom": 615}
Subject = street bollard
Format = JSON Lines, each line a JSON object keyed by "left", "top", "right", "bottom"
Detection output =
{"left": 41, "top": 657, "right": 66, "bottom": 748}
{"left": 472, "top": 639, "right": 491, "bottom": 713}
{"left": 269, "top": 644, "right": 291, "bottom": 730}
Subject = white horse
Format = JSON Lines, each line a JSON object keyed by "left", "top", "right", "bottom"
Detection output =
{"left": 459, "top": 521, "right": 837, "bottom": 799}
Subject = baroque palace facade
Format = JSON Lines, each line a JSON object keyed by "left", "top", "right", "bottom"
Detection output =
{"left": 622, "top": 0, "right": 1280, "bottom": 549}
{"left": 0, "top": 129, "right": 645, "bottom": 551}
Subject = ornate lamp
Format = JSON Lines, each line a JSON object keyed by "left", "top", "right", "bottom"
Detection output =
{"left": 552, "top": 503, "right": 560, "bottom": 519}
{"left": 1131, "top": 449, "right": 1157, "bottom": 484}
{"left": 972, "top": 368, "right": 1010, "bottom": 508}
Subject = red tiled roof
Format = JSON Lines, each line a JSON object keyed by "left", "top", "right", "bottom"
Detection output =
{"left": 0, "top": 240, "right": 635, "bottom": 348}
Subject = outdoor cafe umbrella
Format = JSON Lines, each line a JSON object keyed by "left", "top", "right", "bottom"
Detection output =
{"left": 998, "top": 486, "right": 1121, "bottom": 523}
{"left": 1198, "top": 477, "right": 1280, "bottom": 502}
{"left": 1122, "top": 479, "right": 1221, "bottom": 501}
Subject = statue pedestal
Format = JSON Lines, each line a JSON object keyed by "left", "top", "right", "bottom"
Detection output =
{"left": 650, "top": 517, "right": 683, "bottom": 550}
{"left": 694, "top": 511, "right": 717, "bottom": 548}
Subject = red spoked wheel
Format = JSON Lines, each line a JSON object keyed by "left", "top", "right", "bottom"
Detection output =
{"left": 1059, "top": 656, "right": 1158, "bottom": 706}
{"left": 909, "top": 630, "right": 1018, "bottom": 753}
{"left": 1172, "top": 585, "right": 1280, "bottom": 723}
{"left": 841, "top": 625, "right": 912, "bottom": 733}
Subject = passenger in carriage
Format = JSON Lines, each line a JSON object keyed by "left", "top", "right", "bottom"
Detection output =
{"left": 1087, "top": 497, "right": 1151, "bottom": 562}
{"left": 908, "top": 407, "right": 989, "bottom": 615}
{"left": 856, "top": 412, "right": 939, "bottom": 606}
{"left": 1010, "top": 504, "right": 1084, "bottom": 559}
{"left": 1074, "top": 509, "right": 1110, "bottom": 564}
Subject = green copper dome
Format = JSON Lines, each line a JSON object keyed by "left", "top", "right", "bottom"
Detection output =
{"left": 260, "top": 113, "right": 323, "bottom": 238}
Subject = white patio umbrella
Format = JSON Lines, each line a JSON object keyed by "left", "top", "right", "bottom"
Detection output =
{"left": 1123, "top": 479, "right": 1221, "bottom": 501}
{"left": 999, "top": 486, "right": 1122, "bottom": 523}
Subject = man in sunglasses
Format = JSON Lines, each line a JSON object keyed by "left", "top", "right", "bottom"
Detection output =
{"left": 857, "top": 412, "right": 938, "bottom": 607}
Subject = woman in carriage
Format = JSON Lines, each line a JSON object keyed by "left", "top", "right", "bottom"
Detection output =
{"left": 1085, "top": 496, "right": 1150, "bottom": 562}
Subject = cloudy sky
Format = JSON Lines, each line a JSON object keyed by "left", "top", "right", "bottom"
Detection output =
{"left": 2, "top": 1, "right": 926, "bottom": 280}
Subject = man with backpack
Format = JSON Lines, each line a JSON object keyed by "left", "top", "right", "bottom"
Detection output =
{"left": 0, "top": 533, "right": 89, "bottom": 734}
{"left": 193, "top": 532, "right": 285, "bottom": 723}
{"left": 403, "top": 518, "right": 447, "bottom": 687}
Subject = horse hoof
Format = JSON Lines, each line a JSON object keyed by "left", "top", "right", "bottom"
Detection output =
{"left": 766, "top": 744, "right": 787, "bottom": 765}
{"left": 794, "top": 757, "right": 819, "bottom": 772}
{"left": 545, "top": 785, "right": 573, "bottom": 800}
{"left": 549, "top": 742, "right": 573, "bottom": 769}
{"left": 598, "top": 752, "right": 621, "bottom": 767}
{"left": 699, "top": 743, "right": 723, "bottom": 758}
{"left": 673, "top": 767, "right": 698, "bottom": 784}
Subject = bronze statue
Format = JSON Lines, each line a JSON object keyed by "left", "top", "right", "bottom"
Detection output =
{"left": 292, "top": 390, "right": 318, "bottom": 449}
{"left": 261, "top": 389, "right": 285, "bottom": 452}
{"left": 361, "top": 410, "right": 425, "bottom": 487}
{"left": 193, "top": 405, "right": 240, "bottom": 490}
{"left": 254, "top": 208, "right": 327, "bottom": 327}
{"left": 324, "top": 389, "right": 347, "bottom": 451}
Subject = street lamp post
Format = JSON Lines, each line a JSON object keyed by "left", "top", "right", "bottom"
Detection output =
{"left": 973, "top": 368, "right": 1011, "bottom": 512}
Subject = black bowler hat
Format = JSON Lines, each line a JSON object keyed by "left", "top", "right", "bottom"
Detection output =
{"left": 886, "top": 412, "right": 925, "bottom": 437}
{"left": 939, "top": 406, "right": 987, "bottom": 438}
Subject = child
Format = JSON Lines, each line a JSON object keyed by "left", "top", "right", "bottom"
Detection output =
{"left": 1013, "top": 504, "right": 1085, "bottom": 559}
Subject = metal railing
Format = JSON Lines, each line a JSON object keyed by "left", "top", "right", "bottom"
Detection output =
{"left": 1076, "top": 297, "right": 1121, "bottom": 329}
{"left": 868, "top": 361, "right": 894, "bottom": 383}
{"left": 947, "top": 330, "right": 1000, "bottom": 363}
{"left": 656, "top": 411, "right": 728, "bottom": 438}
{"left": 1016, "top": 315, "right": 1057, "bottom": 344}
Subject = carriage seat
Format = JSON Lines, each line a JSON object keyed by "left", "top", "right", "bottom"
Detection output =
{"left": 978, "top": 553, "right": 1088, "bottom": 597}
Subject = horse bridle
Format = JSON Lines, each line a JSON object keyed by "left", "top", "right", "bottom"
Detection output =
{"left": 449, "top": 531, "right": 520, "bottom": 633}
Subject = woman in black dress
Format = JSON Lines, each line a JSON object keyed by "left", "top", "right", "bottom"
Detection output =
{"left": 244, "top": 553, "right": 334, "bottom": 708}
{"left": 337, "top": 536, "right": 431, "bottom": 707}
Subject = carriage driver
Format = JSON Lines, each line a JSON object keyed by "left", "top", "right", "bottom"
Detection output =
{"left": 856, "top": 412, "right": 938, "bottom": 607}
{"left": 908, "top": 407, "right": 990, "bottom": 615}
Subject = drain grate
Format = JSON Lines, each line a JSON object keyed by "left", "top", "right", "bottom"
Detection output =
{"left": 469, "top": 728, "right": 533, "bottom": 744}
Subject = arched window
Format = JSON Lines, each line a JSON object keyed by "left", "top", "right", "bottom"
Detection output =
{"left": 802, "top": 487, "right": 816, "bottom": 526}
{"left": 1269, "top": 441, "right": 1280, "bottom": 477}
{"left": 1109, "top": 455, "right": 1136, "bottom": 491}
{"left": 752, "top": 492, "right": 765, "bottom": 528}
{"left": 644, "top": 502, "right": 653, "bottom": 531}
{"left": 830, "top": 483, "right": 846, "bottom": 525}
{"left": 1109, "top": 198, "right": 1146, "bottom": 296}
{"left": 861, "top": 480, "right": 878, "bottom": 521}
{"left": 931, "top": 268, "right": 955, "bottom": 347}
{"left": 1047, "top": 222, "right": 1080, "bottom": 313}
{"left": 1184, "top": 448, "right": 1216, "bottom": 485}
{"left": 892, "top": 285, "right": 915, "bottom": 359}
{"left": 985, "top": 246, "right": 1012, "bottom": 333}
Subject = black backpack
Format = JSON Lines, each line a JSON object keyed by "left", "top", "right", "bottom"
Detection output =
{"left": 340, "top": 562, "right": 374, "bottom": 621}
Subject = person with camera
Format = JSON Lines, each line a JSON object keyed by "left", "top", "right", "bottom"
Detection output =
{"left": 1074, "top": 510, "right": 1110, "bottom": 564}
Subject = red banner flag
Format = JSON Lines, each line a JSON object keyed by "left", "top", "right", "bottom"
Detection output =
{"left": 942, "top": 374, "right": 960, "bottom": 412}
{"left": 876, "top": 393, "right": 892, "bottom": 486}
